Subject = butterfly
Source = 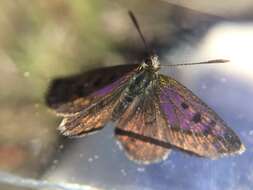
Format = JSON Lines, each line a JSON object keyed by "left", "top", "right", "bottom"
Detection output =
{"left": 47, "top": 11, "right": 245, "bottom": 164}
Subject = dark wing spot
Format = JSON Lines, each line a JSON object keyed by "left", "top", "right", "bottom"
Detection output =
{"left": 192, "top": 113, "right": 201, "bottom": 123}
{"left": 181, "top": 102, "right": 189, "bottom": 109}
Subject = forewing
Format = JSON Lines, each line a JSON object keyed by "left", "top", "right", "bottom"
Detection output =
{"left": 115, "top": 95, "right": 171, "bottom": 164}
{"left": 46, "top": 64, "right": 137, "bottom": 116}
{"left": 158, "top": 74, "right": 245, "bottom": 158}
{"left": 58, "top": 65, "right": 139, "bottom": 137}
{"left": 58, "top": 81, "right": 125, "bottom": 137}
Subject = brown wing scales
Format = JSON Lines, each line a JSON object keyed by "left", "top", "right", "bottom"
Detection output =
{"left": 58, "top": 76, "right": 129, "bottom": 137}
{"left": 115, "top": 96, "right": 171, "bottom": 164}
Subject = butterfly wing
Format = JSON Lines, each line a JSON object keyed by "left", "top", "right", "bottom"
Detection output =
{"left": 158, "top": 74, "right": 245, "bottom": 158}
{"left": 59, "top": 88, "right": 123, "bottom": 137}
{"left": 46, "top": 64, "right": 137, "bottom": 116}
{"left": 58, "top": 66, "right": 139, "bottom": 137}
{"left": 115, "top": 95, "right": 171, "bottom": 164}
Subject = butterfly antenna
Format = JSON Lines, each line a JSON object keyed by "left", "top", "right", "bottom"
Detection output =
{"left": 161, "top": 59, "right": 229, "bottom": 67}
{"left": 128, "top": 10, "right": 151, "bottom": 53}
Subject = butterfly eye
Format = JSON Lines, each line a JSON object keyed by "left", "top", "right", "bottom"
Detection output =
{"left": 192, "top": 112, "right": 202, "bottom": 123}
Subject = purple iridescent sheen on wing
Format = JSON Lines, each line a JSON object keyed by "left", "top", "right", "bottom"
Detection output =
{"left": 158, "top": 74, "right": 245, "bottom": 158}
{"left": 160, "top": 88, "right": 213, "bottom": 133}
{"left": 92, "top": 74, "right": 131, "bottom": 97}
{"left": 47, "top": 64, "right": 138, "bottom": 116}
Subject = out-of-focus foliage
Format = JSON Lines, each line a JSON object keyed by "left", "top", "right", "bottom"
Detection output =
{"left": 0, "top": 0, "right": 110, "bottom": 101}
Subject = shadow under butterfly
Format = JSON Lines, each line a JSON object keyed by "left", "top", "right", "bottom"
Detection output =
{"left": 46, "top": 11, "right": 245, "bottom": 164}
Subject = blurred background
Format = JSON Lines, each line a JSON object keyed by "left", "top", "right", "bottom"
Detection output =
{"left": 1, "top": 0, "right": 253, "bottom": 190}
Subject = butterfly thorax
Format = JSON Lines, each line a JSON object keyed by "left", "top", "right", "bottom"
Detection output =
{"left": 125, "top": 54, "right": 161, "bottom": 98}
{"left": 112, "top": 57, "right": 159, "bottom": 120}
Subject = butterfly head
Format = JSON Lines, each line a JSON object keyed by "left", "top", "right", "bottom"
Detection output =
{"left": 142, "top": 54, "right": 160, "bottom": 72}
